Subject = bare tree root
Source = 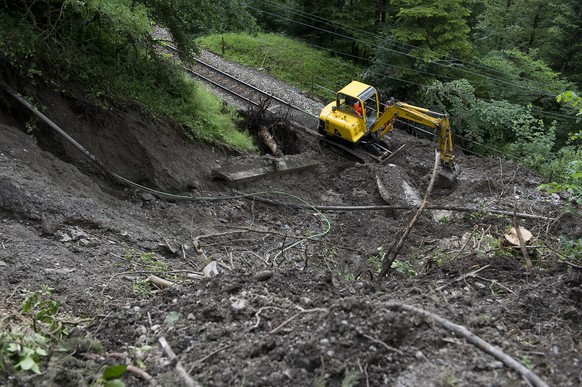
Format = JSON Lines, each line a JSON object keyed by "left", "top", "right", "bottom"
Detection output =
{"left": 384, "top": 303, "right": 549, "bottom": 387}
{"left": 379, "top": 150, "right": 439, "bottom": 278}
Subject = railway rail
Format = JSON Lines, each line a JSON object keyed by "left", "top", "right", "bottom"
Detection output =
{"left": 163, "top": 45, "right": 320, "bottom": 135}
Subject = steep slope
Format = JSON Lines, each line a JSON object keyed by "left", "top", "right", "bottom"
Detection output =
{"left": 0, "top": 59, "right": 580, "bottom": 386}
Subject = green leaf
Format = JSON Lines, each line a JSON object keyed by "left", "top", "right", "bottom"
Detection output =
{"left": 105, "top": 380, "right": 125, "bottom": 387}
{"left": 102, "top": 364, "right": 127, "bottom": 381}
{"left": 22, "top": 292, "right": 38, "bottom": 313}
{"left": 16, "top": 356, "right": 37, "bottom": 372}
{"left": 31, "top": 362, "right": 41, "bottom": 374}
{"left": 36, "top": 347, "right": 48, "bottom": 356}
{"left": 164, "top": 311, "right": 181, "bottom": 324}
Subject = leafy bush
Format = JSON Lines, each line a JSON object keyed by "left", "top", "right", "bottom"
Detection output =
{"left": 477, "top": 50, "right": 573, "bottom": 105}
{"left": 538, "top": 92, "right": 582, "bottom": 205}
{"left": 420, "top": 79, "right": 546, "bottom": 147}
{"left": 0, "top": 1, "right": 256, "bottom": 151}
{"left": 0, "top": 331, "right": 49, "bottom": 375}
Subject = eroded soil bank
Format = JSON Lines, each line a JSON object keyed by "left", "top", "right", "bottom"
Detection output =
{"left": 1, "top": 76, "right": 581, "bottom": 386}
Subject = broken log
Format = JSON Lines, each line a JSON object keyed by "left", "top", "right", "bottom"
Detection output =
{"left": 258, "top": 125, "right": 283, "bottom": 157}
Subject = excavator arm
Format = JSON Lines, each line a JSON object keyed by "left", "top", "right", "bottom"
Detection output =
{"left": 370, "top": 102, "right": 455, "bottom": 168}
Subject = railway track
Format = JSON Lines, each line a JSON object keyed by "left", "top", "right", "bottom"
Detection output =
{"left": 163, "top": 45, "right": 320, "bottom": 135}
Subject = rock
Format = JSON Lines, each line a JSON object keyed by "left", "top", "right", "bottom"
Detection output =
{"left": 203, "top": 261, "right": 218, "bottom": 277}
{"left": 55, "top": 230, "right": 72, "bottom": 242}
{"left": 141, "top": 193, "right": 156, "bottom": 202}
{"left": 134, "top": 325, "right": 147, "bottom": 336}
{"left": 253, "top": 270, "right": 273, "bottom": 281}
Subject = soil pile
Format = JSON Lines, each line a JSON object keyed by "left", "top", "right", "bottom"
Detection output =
{"left": 1, "top": 78, "right": 581, "bottom": 386}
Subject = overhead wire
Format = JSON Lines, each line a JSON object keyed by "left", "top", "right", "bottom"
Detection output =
{"left": 248, "top": 3, "right": 579, "bottom": 122}
{"left": 249, "top": 2, "right": 564, "bottom": 99}
{"left": 300, "top": 39, "right": 457, "bottom": 83}
{"left": 256, "top": 0, "right": 561, "bottom": 93}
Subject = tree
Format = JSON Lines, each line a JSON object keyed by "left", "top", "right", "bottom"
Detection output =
{"left": 389, "top": 0, "right": 471, "bottom": 61}
{"left": 251, "top": 0, "right": 381, "bottom": 62}
{"left": 364, "top": 0, "right": 471, "bottom": 97}
{"left": 472, "top": 0, "right": 582, "bottom": 88}
{"left": 1, "top": 0, "right": 255, "bottom": 70}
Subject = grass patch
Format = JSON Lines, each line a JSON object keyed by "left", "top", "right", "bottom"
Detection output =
{"left": 102, "top": 57, "right": 256, "bottom": 151}
{"left": 197, "top": 32, "right": 362, "bottom": 100}
{"left": 0, "top": 11, "right": 255, "bottom": 153}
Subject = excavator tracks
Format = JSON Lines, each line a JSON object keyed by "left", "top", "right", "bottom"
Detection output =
{"left": 318, "top": 134, "right": 406, "bottom": 165}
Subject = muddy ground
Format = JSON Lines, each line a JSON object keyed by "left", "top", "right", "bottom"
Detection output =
{"left": 1, "top": 76, "right": 581, "bottom": 387}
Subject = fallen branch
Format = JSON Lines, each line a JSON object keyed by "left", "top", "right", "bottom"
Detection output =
{"left": 258, "top": 125, "right": 283, "bottom": 157}
{"left": 251, "top": 306, "right": 284, "bottom": 330}
{"left": 356, "top": 329, "right": 403, "bottom": 355}
{"left": 473, "top": 275, "right": 515, "bottom": 294}
{"left": 244, "top": 195, "right": 553, "bottom": 220}
{"left": 189, "top": 345, "right": 231, "bottom": 372}
{"left": 83, "top": 353, "right": 155, "bottom": 385}
{"left": 159, "top": 337, "right": 201, "bottom": 387}
{"left": 384, "top": 303, "right": 549, "bottom": 387}
{"left": 558, "top": 260, "right": 582, "bottom": 270}
{"left": 435, "top": 264, "right": 491, "bottom": 291}
{"left": 148, "top": 275, "right": 176, "bottom": 289}
{"left": 156, "top": 232, "right": 177, "bottom": 254}
{"left": 513, "top": 187, "right": 533, "bottom": 273}
{"left": 379, "top": 150, "right": 439, "bottom": 278}
{"left": 126, "top": 364, "right": 155, "bottom": 385}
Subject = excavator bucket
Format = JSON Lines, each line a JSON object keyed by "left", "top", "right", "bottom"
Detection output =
{"left": 437, "top": 164, "right": 460, "bottom": 188}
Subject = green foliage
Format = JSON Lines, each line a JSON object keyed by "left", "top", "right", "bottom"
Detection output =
{"left": 557, "top": 91, "right": 582, "bottom": 116}
{"left": 521, "top": 355, "right": 533, "bottom": 369}
{"left": 557, "top": 236, "right": 582, "bottom": 261}
{"left": 0, "top": 331, "right": 49, "bottom": 375}
{"left": 197, "top": 33, "right": 361, "bottom": 100}
{"left": 132, "top": 279, "right": 152, "bottom": 299}
{"left": 420, "top": 79, "right": 545, "bottom": 146}
{"left": 127, "top": 250, "right": 179, "bottom": 298}
{"left": 341, "top": 369, "right": 362, "bottom": 387}
{"left": 365, "top": 0, "right": 471, "bottom": 94}
{"left": 136, "top": 252, "right": 169, "bottom": 273}
{"left": 392, "top": 259, "right": 417, "bottom": 277}
{"left": 537, "top": 91, "right": 582, "bottom": 204}
{"left": 94, "top": 364, "right": 127, "bottom": 387}
{"left": 0, "top": 0, "right": 256, "bottom": 151}
{"left": 367, "top": 249, "right": 385, "bottom": 276}
{"left": 390, "top": 0, "right": 471, "bottom": 61}
{"left": 476, "top": 50, "right": 573, "bottom": 105}
{"left": 250, "top": 0, "right": 379, "bottom": 62}
{"left": 0, "top": 288, "right": 67, "bottom": 376}
{"left": 506, "top": 125, "right": 559, "bottom": 176}
{"left": 472, "top": 0, "right": 582, "bottom": 83}
{"left": 540, "top": 156, "right": 582, "bottom": 205}
{"left": 22, "top": 290, "right": 66, "bottom": 340}
{"left": 164, "top": 311, "right": 181, "bottom": 325}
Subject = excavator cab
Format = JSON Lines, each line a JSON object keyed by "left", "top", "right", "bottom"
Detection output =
{"left": 319, "top": 81, "right": 381, "bottom": 143}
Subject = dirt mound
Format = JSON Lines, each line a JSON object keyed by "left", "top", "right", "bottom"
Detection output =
{"left": 1, "top": 81, "right": 581, "bottom": 386}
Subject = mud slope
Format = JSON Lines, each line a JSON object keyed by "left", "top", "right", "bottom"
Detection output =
{"left": 1, "top": 80, "right": 581, "bottom": 387}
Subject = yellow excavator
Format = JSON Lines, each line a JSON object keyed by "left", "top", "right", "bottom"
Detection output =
{"left": 318, "top": 80, "right": 459, "bottom": 186}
